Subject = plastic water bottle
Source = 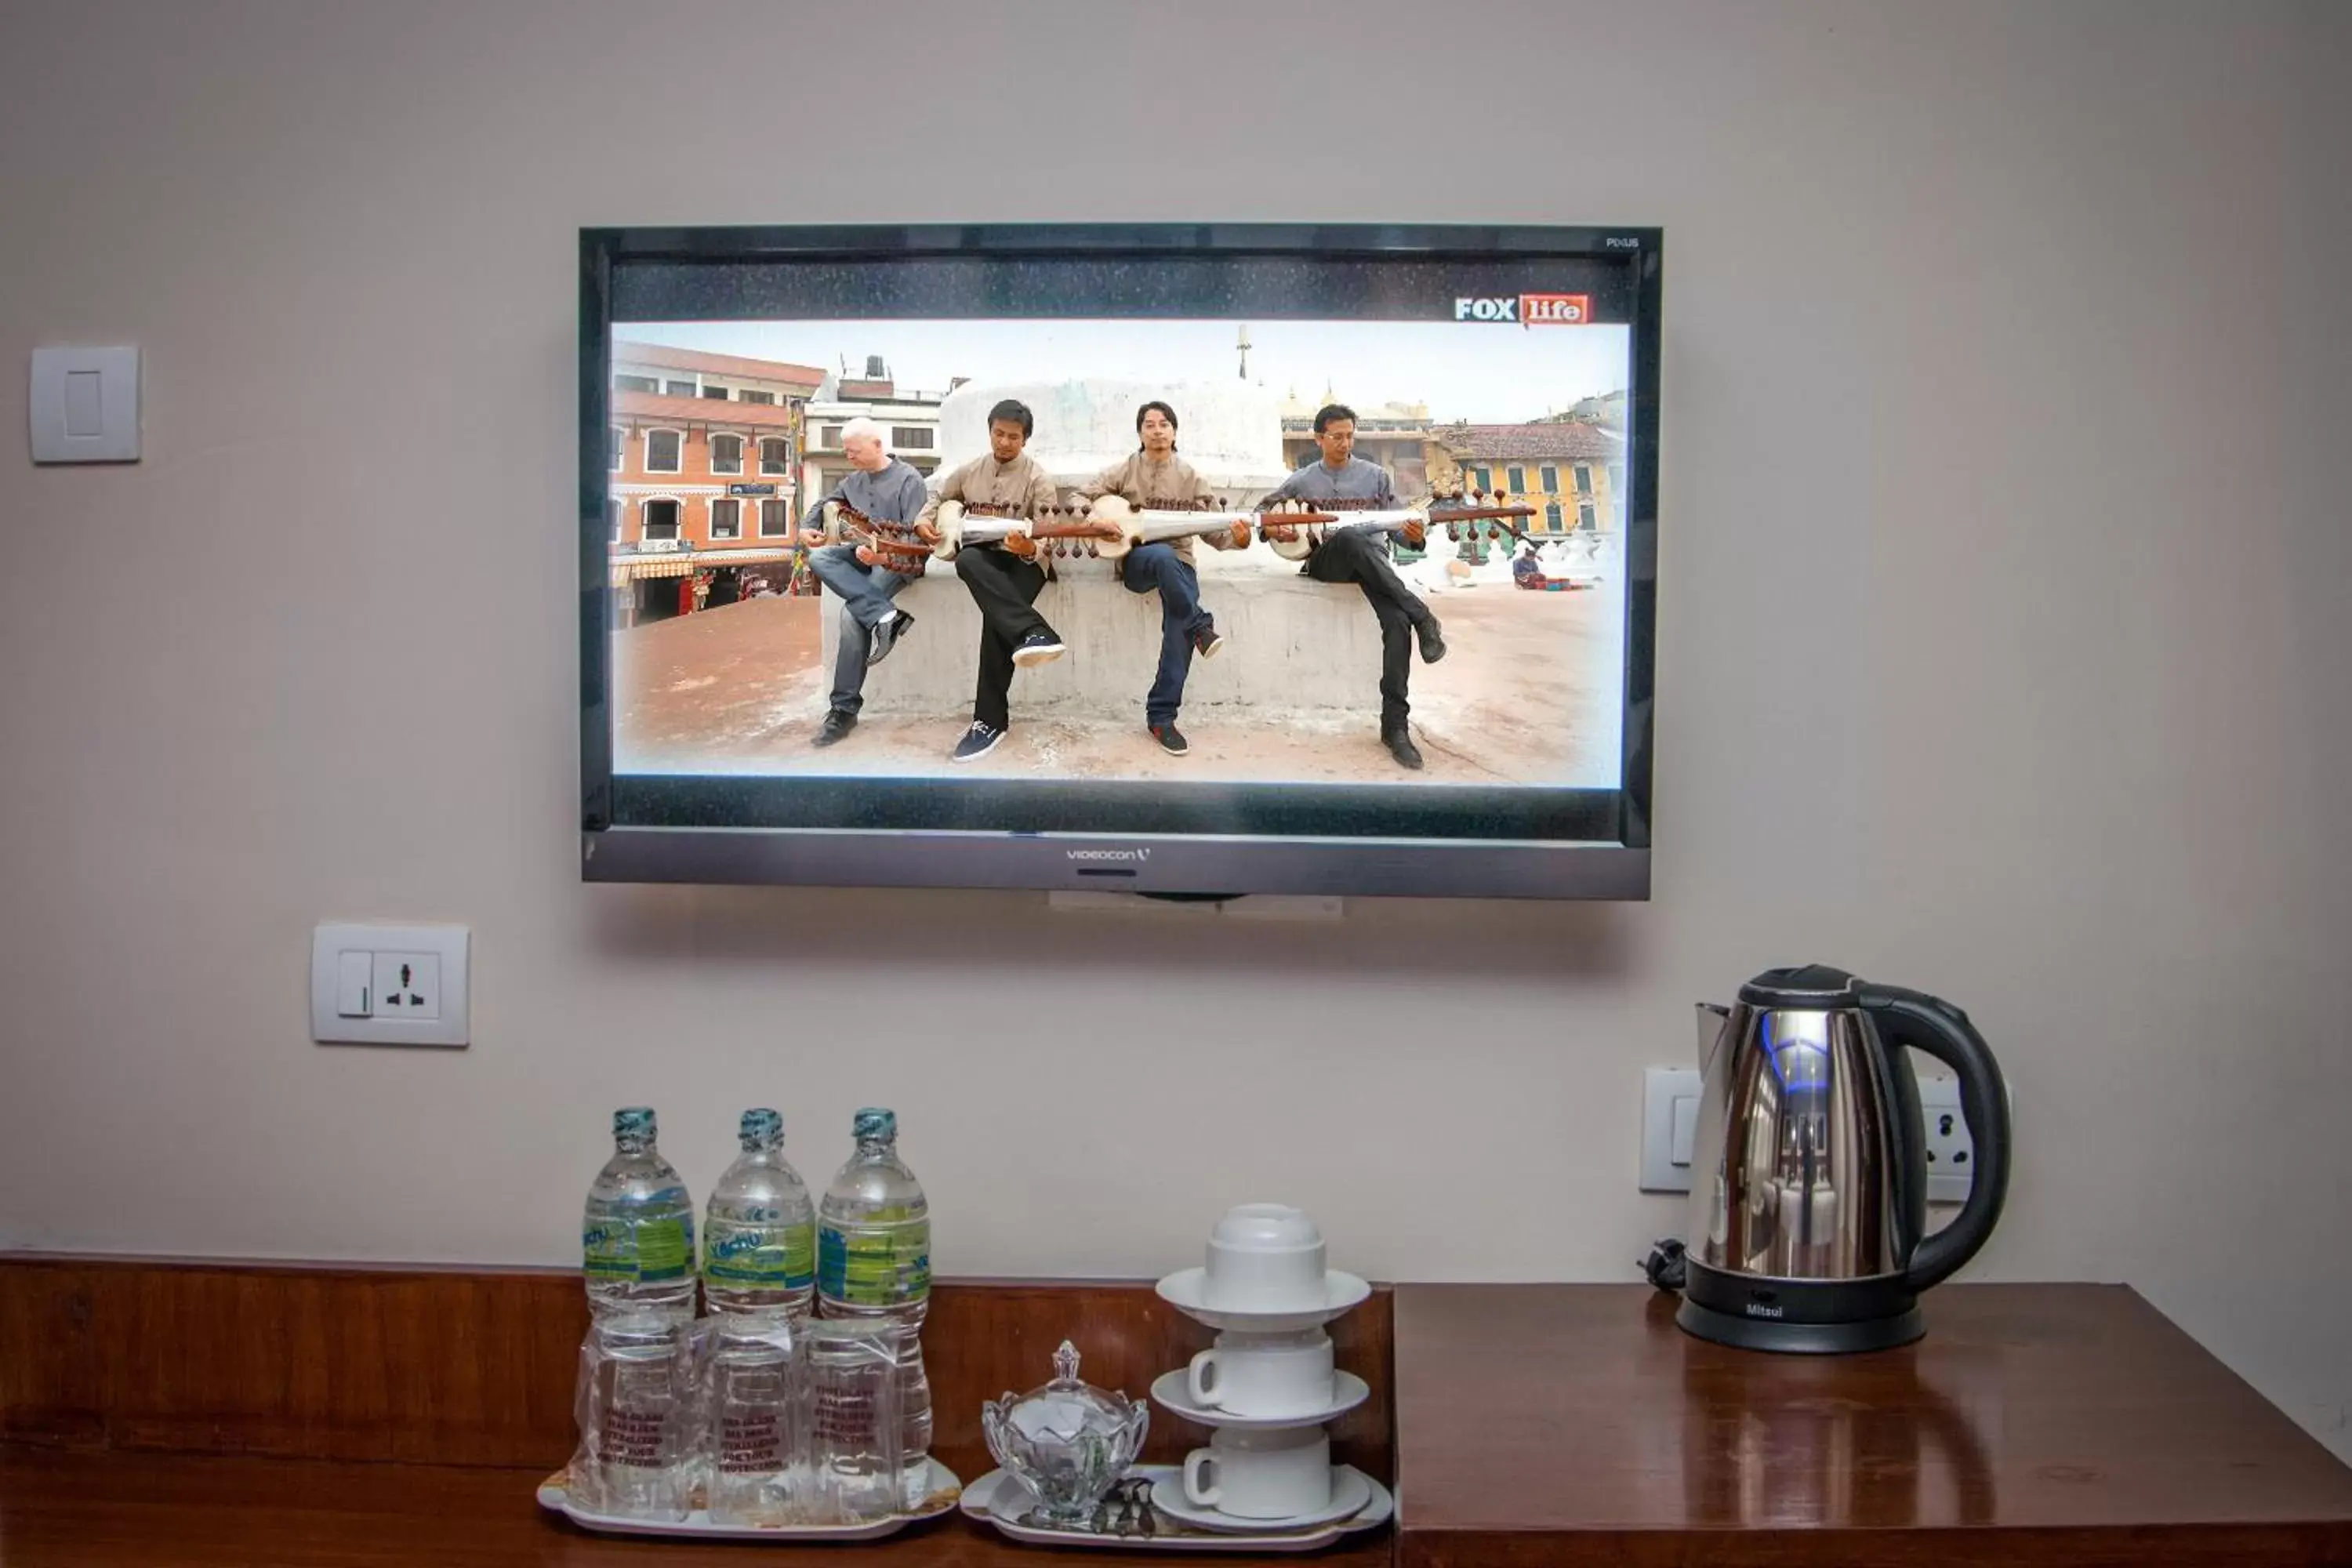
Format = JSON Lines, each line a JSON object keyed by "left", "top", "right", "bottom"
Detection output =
{"left": 702, "top": 1108, "right": 816, "bottom": 1320}
{"left": 817, "top": 1107, "right": 932, "bottom": 1510}
{"left": 582, "top": 1107, "right": 698, "bottom": 1323}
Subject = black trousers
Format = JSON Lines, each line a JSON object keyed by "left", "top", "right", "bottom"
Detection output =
{"left": 1305, "top": 529, "right": 1430, "bottom": 731}
{"left": 954, "top": 546, "right": 1053, "bottom": 730}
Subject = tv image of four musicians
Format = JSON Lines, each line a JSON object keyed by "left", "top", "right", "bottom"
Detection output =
{"left": 800, "top": 397, "right": 1454, "bottom": 772}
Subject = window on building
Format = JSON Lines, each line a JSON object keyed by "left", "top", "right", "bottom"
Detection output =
{"left": 710, "top": 434, "right": 744, "bottom": 475}
{"left": 643, "top": 499, "right": 681, "bottom": 539}
{"left": 738, "top": 389, "right": 775, "bottom": 405}
{"left": 759, "top": 437, "right": 790, "bottom": 475}
{"left": 1574, "top": 464, "right": 1593, "bottom": 495}
{"left": 663, "top": 379, "right": 696, "bottom": 398}
{"left": 614, "top": 374, "right": 659, "bottom": 394}
{"left": 1472, "top": 466, "right": 1492, "bottom": 491}
{"left": 1545, "top": 501, "right": 1564, "bottom": 532}
{"left": 607, "top": 426, "right": 623, "bottom": 472}
{"left": 759, "top": 499, "right": 792, "bottom": 537}
{"left": 1607, "top": 463, "right": 1624, "bottom": 495}
{"left": 609, "top": 499, "right": 624, "bottom": 541}
{"left": 702, "top": 385, "right": 731, "bottom": 401}
{"left": 891, "top": 426, "right": 935, "bottom": 449}
{"left": 710, "top": 499, "right": 741, "bottom": 539}
{"left": 1540, "top": 465, "right": 1559, "bottom": 492}
{"left": 1578, "top": 503, "right": 1598, "bottom": 531}
{"left": 820, "top": 424, "right": 844, "bottom": 448}
{"left": 644, "top": 429, "right": 681, "bottom": 473}
{"left": 1506, "top": 466, "right": 1526, "bottom": 493}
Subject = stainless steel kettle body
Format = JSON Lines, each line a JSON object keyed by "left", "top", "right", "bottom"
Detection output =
{"left": 1679, "top": 964, "right": 2011, "bottom": 1353}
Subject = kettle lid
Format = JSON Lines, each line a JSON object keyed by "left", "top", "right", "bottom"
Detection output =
{"left": 1739, "top": 964, "right": 1866, "bottom": 1007}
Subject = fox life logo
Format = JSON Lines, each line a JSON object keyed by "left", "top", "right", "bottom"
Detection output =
{"left": 1453, "top": 293, "right": 1591, "bottom": 325}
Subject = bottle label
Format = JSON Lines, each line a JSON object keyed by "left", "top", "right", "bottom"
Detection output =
{"left": 583, "top": 1222, "right": 634, "bottom": 1281}
{"left": 705, "top": 1221, "right": 816, "bottom": 1290}
{"left": 583, "top": 1196, "right": 695, "bottom": 1283}
{"left": 633, "top": 1218, "right": 692, "bottom": 1282}
{"left": 818, "top": 1215, "right": 931, "bottom": 1305}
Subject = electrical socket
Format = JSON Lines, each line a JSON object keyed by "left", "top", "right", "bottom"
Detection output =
{"left": 1916, "top": 1074, "right": 1975, "bottom": 1204}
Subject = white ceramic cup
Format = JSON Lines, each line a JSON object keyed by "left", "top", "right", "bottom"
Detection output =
{"left": 1187, "top": 1330, "right": 1335, "bottom": 1417}
{"left": 1201, "top": 1203, "right": 1327, "bottom": 1312}
{"left": 1181, "top": 1425, "right": 1332, "bottom": 1519}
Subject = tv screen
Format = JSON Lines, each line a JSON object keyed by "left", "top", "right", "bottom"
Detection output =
{"left": 580, "top": 224, "right": 1658, "bottom": 898}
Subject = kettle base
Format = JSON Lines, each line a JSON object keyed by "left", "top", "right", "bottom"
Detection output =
{"left": 1675, "top": 1297, "right": 1925, "bottom": 1355}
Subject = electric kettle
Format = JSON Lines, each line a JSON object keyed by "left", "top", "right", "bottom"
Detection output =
{"left": 1679, "top": 964, "right": 2012, "bottom": 1353}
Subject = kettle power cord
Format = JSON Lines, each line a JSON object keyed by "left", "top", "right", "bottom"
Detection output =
{"left": 1641, "top": 1236, "right": 1686, "bottom": 1293}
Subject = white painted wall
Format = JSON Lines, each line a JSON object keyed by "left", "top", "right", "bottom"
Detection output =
{"left": 2, "top": 0, "right": 2347, "bottom": 1456}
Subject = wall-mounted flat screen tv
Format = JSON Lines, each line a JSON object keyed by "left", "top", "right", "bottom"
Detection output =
{"left": 581, "top": 223, "right": 1658, "bottom": 898}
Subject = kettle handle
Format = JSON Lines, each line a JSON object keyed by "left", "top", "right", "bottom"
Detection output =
{"left": 1860, "top": 984, "right": 2013, "bottom": 1293}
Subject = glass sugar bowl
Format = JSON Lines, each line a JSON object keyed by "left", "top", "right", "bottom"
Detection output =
{"left": 982, "top": 1341, "right": 1149, "bottom": 1523}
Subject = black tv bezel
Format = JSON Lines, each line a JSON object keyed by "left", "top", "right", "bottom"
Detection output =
{"left": 580, "top": 223, "right": 1658, "bottom": 901}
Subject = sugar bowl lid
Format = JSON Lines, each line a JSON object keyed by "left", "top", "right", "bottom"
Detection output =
{"left": 997, "top": 1341, "right": 1141, "bottom": 1443}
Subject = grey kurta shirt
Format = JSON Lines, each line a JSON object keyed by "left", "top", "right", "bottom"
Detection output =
{"left": 1073, "top": 450, "right": 1229, "bottom": 566}
{"left": 1261, "top": 456, "right": 1401, "bottom": 506}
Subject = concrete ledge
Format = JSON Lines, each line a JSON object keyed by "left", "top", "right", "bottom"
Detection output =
{"left": 820, "top": 555, "right": 1391, "bottom": 717}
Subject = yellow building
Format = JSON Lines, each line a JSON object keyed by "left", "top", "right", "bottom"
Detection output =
{"left": 1431, "top": 420, "right": 1627, "bottom": 535}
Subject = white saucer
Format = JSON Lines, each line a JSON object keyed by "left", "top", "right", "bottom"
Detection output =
{"left": 1154, "top": 1268, "right": 1371, "bottom": 1334}
{"left": 1149, "top": 1369, "right": 1371, "bottom": 1430}
{"left": 1148, "top": 1465, "right": 1374, "bottom": 1534}
{"left": 962, "top": 1465, "right": 1393, "bottom": 1553}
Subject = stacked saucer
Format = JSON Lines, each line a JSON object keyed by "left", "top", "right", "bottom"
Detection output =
{"left": 1149, "top": 1205, "right": 1376, "bottom": 1532}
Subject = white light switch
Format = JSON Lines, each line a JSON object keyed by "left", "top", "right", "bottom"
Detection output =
{"left": 311, "top": 922, "right": 469, "bottom": 1047}
{"left": 31, "top": 346, "right": 140, "bottom": 463}
{"left": 336, "top": 950, "right": 373, "bottom": 1018}
{"left": 64, "top": 370, "right": 103, "bottom": 437}
{"left": 1670, "top": 1094, "right": 1700, "bottom": 1166}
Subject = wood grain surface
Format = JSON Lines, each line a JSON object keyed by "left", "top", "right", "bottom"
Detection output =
{"left": 1390, "top": 1282, "right": 2352, "bottom": 1566}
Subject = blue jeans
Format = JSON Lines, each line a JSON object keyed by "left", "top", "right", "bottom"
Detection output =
{"left": 810, "top": 544, "right": 912, "bottom": 715}
{"left": 1120, "top": 544, "right": 1211, "bottom": 728}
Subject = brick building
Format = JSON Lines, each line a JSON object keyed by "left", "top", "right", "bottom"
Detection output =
{"left": 607, "top": 343, "right": 825, "bottom": 626}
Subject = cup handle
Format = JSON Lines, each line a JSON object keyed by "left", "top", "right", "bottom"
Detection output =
{"left": 1183, "top": 1450, "right": 1221, "bottom": 1508}
{"left": 1187, "top": 1349, "right": 1222, "bottom": 1406}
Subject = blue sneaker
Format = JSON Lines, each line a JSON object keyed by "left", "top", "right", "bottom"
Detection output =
{"left": 1011, "top": 630, "right": 1065, "bottom": 668}
{"left": 952, "top": 721, "right": 1004, "bottom": 762}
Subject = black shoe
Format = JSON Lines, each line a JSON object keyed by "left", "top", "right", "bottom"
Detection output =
{"left": 952, "top": 720, "right": 1004, "bottom": 762}
{"left": 1416, "top": 617, "right": 1446, "bottom": 664}
{"left": 1192, "top": 619, "right": 1225, "bottom": 659}
{"left": 1152, "top": 723, "right": 1190, "bottom": 755}
{"left": 812, "top": 710, "right": 858, "bottom": 747}
{"left": 1011, "top": 630, "right": 1065, "bottom": 668}
{"left": 866, "top": 608, "right": 914, "bottom": 666}
{"left": 1384, "top": 727, "right": 1425, "bottom": 770}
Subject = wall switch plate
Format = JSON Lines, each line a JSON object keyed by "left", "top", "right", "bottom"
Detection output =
{"left": 1640, "top": 1066, "right": 1705, "bottom": 1192}
{"left": 31, "top": 346, "right": 140, "bottom": 463}
{"left": 1918, "top": 1074, "right": 1974, "bottom": 1204}
{"left": 311, "top": 923, "right": 469, "bottom": 1047}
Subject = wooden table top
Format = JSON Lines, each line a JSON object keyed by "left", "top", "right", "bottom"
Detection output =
{"left": 0, "top": 1449, "right": 1392, "bottom": 1568}
{"left": 1391, "top": 1282, "right": 2352, "bottom": 1567}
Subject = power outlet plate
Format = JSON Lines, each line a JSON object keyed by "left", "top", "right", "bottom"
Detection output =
{"left": 1917, "top": 1074, "right": 1974, "bottom": 1204}
{"left": 1639, "top": 1067, "right": 1705, "bottom": 1193}
{"left": 311, "top": 922, "right": 469, "bottom": 1047}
